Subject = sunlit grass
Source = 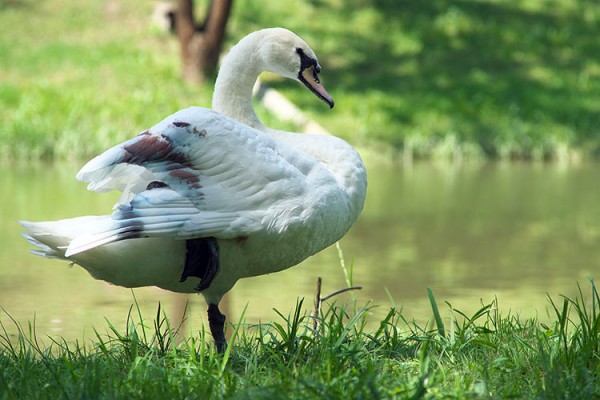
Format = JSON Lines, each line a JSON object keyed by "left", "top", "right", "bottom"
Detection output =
{"left": 2, "top": 281, "right": 600, "bottom": 398}
{"left": 236, "top": 0, "right": 600, "bottom": 161}
{"left": 1, "top": 0, "right": 598, "bottom": 161}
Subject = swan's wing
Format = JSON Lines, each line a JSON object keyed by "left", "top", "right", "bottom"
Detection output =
{"left": 66, "top": 107, "right": 315, "bottom": 256}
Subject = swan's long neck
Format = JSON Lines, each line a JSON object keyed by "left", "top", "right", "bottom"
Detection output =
{"left": 212, "top": 35, "right": 267, "bottom": 131}
{"left": 212, "top": 31, "right": 367, "bottom": 221}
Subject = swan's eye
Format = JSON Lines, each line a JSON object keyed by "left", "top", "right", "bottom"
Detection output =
{"left": 312, "top": 69, "right": 320, "bottom": 84}
{"left": 296, "top": 47, "right": 319, "bottom": 73}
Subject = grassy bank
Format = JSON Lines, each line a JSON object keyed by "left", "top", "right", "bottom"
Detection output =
{"left": 2, "top": 283, "right": 600, "bottom": 399}
{"left": 1, "top": 0, "right": 598, "bottom": 161}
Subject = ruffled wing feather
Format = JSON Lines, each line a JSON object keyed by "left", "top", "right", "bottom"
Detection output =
{"left": 66, "top": 107, "right": 314, "bottom": 256}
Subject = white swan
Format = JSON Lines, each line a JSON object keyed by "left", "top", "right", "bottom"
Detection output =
{"left": 19, "top": 28, "right": 367, "bottom": 352}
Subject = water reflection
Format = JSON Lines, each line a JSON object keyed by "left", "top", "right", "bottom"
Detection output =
{"left": 1, "top": 161, "right": 599, "bottom": 343}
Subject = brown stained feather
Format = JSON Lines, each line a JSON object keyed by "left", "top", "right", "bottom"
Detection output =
{"left": 194, "top": 128, "right": 207, "bottom": 137}
{"left": 169, "top": 168, "right": 202, "bottom": 189}
{"left": 146, "top": 181, "right": 169, "bottom": 190}
{"left": 124, "top": 134, "right": 175, "bottom": 164}
{"left": 172, "top": 121, "right": 191, "bottom": 128}
{"left": 123, "top": 133, "right": 190, "bottom": 166}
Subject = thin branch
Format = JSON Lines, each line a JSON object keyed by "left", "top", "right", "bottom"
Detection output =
{"left": 311, "top": 277, "right": 362, "bottom": 334}
{"left": 320, "top": 286, "right": 363, "bottom": 302}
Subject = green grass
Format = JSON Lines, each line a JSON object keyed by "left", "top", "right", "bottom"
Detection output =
{"left": 0, "top": 0, "right": 598, "bottom": 161}
{"left": 254, "top": 0, "right": 600, "bottom": 161}
{"left": 2, "top": 282, "right": 600, "bottom": 399}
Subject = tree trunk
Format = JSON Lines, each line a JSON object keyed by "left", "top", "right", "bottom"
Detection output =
{"left": 176, "top": 0, "right": 233, "bottom": 84}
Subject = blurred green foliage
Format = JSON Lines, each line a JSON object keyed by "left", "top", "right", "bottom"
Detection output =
{"left": 0, "top": 0, "right": 598, "bottom": 160}
{"left": 238, "top": 0, "right": 599, "bottom": 160}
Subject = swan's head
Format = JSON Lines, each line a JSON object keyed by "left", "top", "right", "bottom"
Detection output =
{"left": 256, "top": 28, "right": 334, "bottom": 109}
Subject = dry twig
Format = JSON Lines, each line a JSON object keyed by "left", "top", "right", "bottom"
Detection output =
{"left": 311, "top": 277, "right": 362, "bottom": 333}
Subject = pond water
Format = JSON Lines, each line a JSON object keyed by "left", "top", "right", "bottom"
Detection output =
{"left": 1, "top": 160, "right": 599, "bottom": 343}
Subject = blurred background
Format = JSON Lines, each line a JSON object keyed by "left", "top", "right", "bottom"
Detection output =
{"left": 1, "top": 0, "right": 599, "bottom": 343}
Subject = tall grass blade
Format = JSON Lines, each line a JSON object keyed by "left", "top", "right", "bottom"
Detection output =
{"left": 220, "top": 303, "right": 248, "bottom": 375}
{"left": 336, "top": 242, "right": 352, "bottom": 287}
{"left": 131, "top": 290, "right": 148, "bottom": 344}
{"left": 333, "top": 305, "right": 368, "bottom": 348}
{"left": 427, "top": 287, "right": 445, "bottom": 338}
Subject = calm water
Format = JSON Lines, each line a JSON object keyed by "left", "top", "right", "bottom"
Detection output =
{"left": 1, "top": 161, "right": 599, "bottom": 342}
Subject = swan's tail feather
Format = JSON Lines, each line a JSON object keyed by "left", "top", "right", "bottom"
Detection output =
{"left": 20, "top": 231, "right": 67, "bottom": 260}
{"left": 21, "top": 189, "right": 207, "bottom": 259}
{"left": 18, "top": 216, "right": 118, "bottom": 260}
{"left": 64, "top": 229, "right": 139, "bottom": 258}
{"left": 64, "top": 213, "right": 192, "bottom": 257}
{"left": 64, "top": 189, "right": 207, "bottom": 256}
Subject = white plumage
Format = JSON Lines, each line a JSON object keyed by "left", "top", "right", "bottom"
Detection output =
{"left": 20, "top": 28, "right": 367, "bottom": 351}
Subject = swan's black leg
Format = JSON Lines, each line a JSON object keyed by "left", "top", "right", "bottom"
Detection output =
{"left": 208, "top": 303, "right": 227, "bottom": 353}
{"left": 182, "top": 238, "right": 219, "bottom": 291}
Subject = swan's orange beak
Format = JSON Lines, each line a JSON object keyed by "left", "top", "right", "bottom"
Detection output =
{"left": 299, "top": 66, "right": 334, "bottom": 109}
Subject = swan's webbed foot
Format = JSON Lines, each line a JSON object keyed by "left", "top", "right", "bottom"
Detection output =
{"left": 208, "top": 303, "right": 227, "bottom": 353}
